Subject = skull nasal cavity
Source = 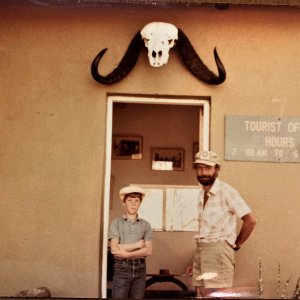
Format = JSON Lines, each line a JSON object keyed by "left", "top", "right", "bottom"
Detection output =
{"left": 152, "top": 50, "right": 163, "bottom": 58}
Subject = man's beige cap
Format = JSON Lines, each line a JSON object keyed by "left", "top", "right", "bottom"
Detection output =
{"left": 119, "top": 185, "right": 145, "bottom": 201}
{"left": 193, "top": 150, "right": 220, "bottom": 166}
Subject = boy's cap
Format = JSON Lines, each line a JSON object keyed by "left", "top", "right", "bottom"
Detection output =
{"left": 193, "top": 150, "right": 220, "bottom": 166}
{"left": 119, "top": 185, "right": 145, "bottom": 201}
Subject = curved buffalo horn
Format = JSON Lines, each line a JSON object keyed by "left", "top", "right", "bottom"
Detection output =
{"left": 177, "top": 28, "right": 226, "bottom": 85}
{"left": 91, "top": 31, "right": 144, "bottom": 84}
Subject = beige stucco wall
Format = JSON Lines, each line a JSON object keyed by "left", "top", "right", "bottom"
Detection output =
{"left": 0, "top": 3, "right": 299, "bottom": 298}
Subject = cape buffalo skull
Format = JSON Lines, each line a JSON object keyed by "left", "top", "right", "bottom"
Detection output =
{"left": 140, "top": 22, "right": 178, "bottom": 67}
{"left": 91, "top": 22, "right": 226, "bottom": 85}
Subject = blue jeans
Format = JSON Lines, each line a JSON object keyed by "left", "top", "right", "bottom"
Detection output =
{"left": 112, "top": 259, "right": 146, "bottom": 299}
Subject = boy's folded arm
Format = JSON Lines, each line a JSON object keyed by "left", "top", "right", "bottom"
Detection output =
{"left": 144, "top": 240, "right": 153, "bottom": 256}
{"left": 109, "top": 238, "right": 121, "bottom": 253}
{"left": 111, "top": 239, "right": 153, "bottom": 259}
{"left": 125, "top": 240, "right": 152, "bottom": 258}
{"left": 110, "top": 238, "right": 145, "bottom": 252}
{"left": 119, "top": 239, "right": 146, "bottom": 252}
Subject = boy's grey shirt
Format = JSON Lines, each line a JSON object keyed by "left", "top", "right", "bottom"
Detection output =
{"left": 109, "top": 215, "right": 153, "bottom": 244}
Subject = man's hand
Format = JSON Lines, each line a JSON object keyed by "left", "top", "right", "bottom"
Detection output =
{"left": 186, "top": 265, "right": 193, "bottom": 278}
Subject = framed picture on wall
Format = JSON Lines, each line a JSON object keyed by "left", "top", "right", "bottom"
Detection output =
{"left": 193, "top": 142, "right": 199, "bottom": 159}
{"left": 151, "top": 148, "right": 185, "bottom": 171}
{"left": 112, "top": 136, "right": 143, "bottom": 159}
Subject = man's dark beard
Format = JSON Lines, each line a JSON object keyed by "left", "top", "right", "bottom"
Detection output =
{"left": 197, "top": 175, "right": 216, "bottom": 186}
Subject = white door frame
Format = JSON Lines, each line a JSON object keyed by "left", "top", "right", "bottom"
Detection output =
{"left": 101, "top": 95, "right": 210, "bottom": 297}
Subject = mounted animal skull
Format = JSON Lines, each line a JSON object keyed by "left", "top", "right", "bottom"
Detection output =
{"left": 140, "top": 22, "right": 178, "bottom": 67}
{"left": 91, "top": 22, "right": 226, "bottom": 85}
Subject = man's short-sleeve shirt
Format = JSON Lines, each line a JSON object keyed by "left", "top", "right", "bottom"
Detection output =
{"left": 108, "top": 215, "right": 153, "bottom": 244}
{"left": 194, "top": 178, "right": 252, "bottom": 246}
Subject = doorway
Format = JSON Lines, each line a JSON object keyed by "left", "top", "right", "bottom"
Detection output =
{"left": 101, "top": 95, "right": 210, "bottom": 297}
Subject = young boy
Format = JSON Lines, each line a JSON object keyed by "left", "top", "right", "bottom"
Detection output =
{"left": 108, "top": 185, "right": 153, "bottom": 299}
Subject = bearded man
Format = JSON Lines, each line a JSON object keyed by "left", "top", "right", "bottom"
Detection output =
{"left": 190, "top": 150, "right": 256, "bottom": 297}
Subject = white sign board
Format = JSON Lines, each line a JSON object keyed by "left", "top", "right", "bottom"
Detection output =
{"left": 225, "top": 115, "right": 300, "bottom": 163}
